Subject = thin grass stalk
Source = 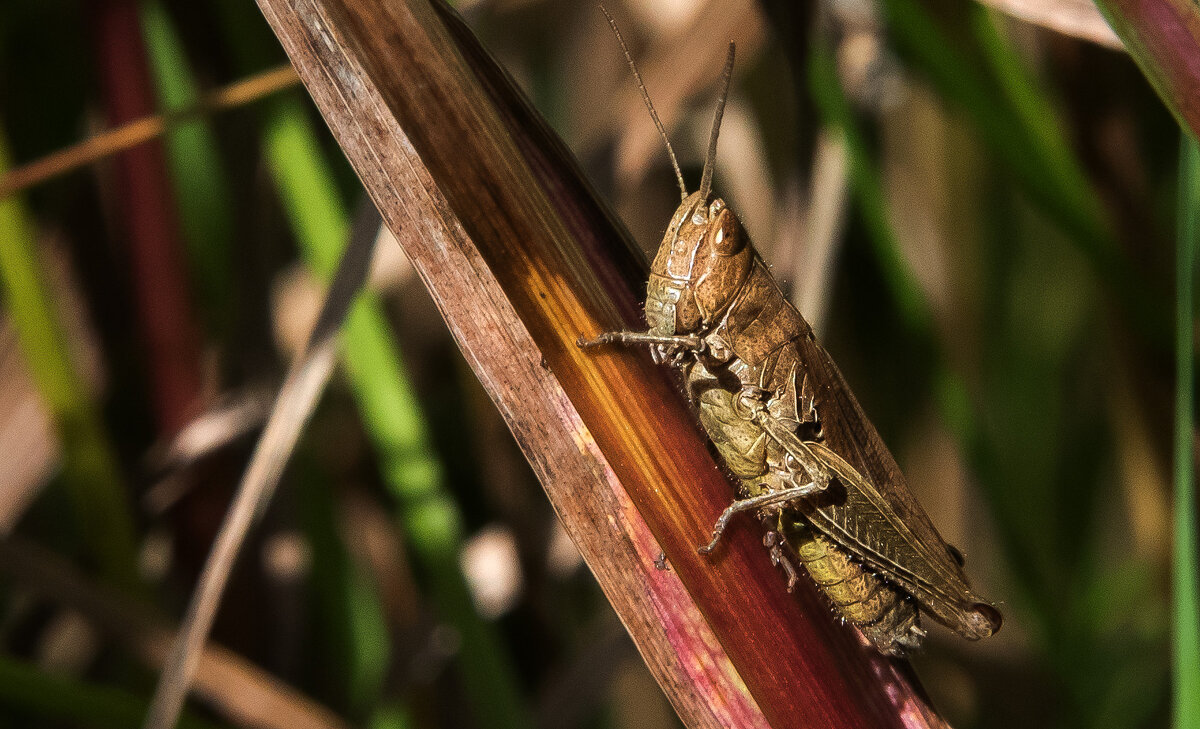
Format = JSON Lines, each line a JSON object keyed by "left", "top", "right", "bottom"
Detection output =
{"left": 1174, "top": 134, "right": 1200, "bottom": 729}
{"left": 259, "top": 144, "right": 396, "bottom": 719}
{"left": 143, "top": 313, "right": 345, "bottom": 729}
{"left": 0, "top": 656, "right": 223, "bottom": 729}
{"left": 0, "top": 65, "right": 299, "bottom": 198}
{"left": 0, "top": 135, "right": 139, "bottom": 587}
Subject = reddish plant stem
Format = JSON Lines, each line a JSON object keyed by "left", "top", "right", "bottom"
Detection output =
{"left": 90, "top": 0, "right": 205, "bottom": 435}
{"left": 1094, "top": 0, "right": 1200, "bottom": 138}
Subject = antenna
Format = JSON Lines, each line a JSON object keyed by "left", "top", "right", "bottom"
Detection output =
{"left": 600, "top": 5, "right": 688, "bottom": 201}
{"left": 698, "top": 42, "right": 735, "bottom": 205}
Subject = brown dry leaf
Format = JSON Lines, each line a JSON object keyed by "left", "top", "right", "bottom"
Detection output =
{"left": 0, "top": 322, "right": 57, "bottom": 529}
{"left": 977, "top": 0, "right": 1122, "bottom": 49}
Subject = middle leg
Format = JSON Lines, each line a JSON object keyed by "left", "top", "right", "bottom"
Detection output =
{"left": 698, "top": 480, "right": 825, "bottom": 554}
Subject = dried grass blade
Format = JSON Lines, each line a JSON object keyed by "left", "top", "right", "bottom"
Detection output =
{"left": 974, "top": 0, "right": 1121, "bottom": 48}
{"left": 0, "top": 65, "right": 299, "bottom": 198}
{"left": 142, "top": 201, "right": 377, "bottom": 729}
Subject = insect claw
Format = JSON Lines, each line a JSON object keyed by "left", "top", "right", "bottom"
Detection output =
{"left": 577, "top": 333, "right": 611, "bottom": 349}
{"left": 763, "top": 530, "right": 802, "bottom": 589}
{"left": 698, "top": 497, "right": 747, "bottom": 555}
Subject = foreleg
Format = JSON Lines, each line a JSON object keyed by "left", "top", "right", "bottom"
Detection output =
{"left": 577, "top": 331, "right": 704, "bottom": 350}
{"left": 577, "top": 331, "right": 706, "bottom": 365}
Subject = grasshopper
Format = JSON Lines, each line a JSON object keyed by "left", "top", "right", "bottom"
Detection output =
{"left": 579, "top": 11, "right": 1001, "bottom": 655}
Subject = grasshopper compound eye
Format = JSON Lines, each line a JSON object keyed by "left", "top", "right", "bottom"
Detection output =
{"left": 710, "top": 206, "right": 744, "bottom": 256}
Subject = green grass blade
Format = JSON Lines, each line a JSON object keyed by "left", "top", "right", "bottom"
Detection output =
{"left": 1175, "top": 133, "right": 1200, "bottom": 729}
{"left": 967, "top": 5, "right": 1106, "bottom": 248}
{"left": 808, "top": 41, "right": 932, "bottom": 336}
{"left": 138, "top": 0, "right": 235, "bottom": 333}
{"left": 0, "top": 134, "right": 139, "bottom": 588}
{"left": 258, "top": 103, "right": 350, "bottom": 273}
{"left": 298, "top": 461, "right": 389, "bottom": 715}
{"left": 0, "top": 654, "right": 223, "bottom": 729}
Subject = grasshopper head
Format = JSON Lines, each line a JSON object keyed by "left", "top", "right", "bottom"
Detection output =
{"left": 605, "top": 17, "right": 740, "bottom": 340}
{"left": 645, "top": 191, "right": 753, "bottom": 336}
{"left": 604, "top": 17, "right": 739, "bottom": 341}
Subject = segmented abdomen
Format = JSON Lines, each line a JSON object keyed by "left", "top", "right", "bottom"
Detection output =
{"left": 786, "top": 523, "right": 922, "bottom": 655}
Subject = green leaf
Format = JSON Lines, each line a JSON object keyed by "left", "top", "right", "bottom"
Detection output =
{"left": 1174, "top": 132, "right": 1200, "bottom": 729}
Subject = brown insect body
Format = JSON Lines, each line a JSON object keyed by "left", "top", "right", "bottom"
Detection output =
{"left": 582, "top": 18, "right": 1000, "bottom": 655}
{"left": 650, "top": 192, "right": 997, "bottom": 654}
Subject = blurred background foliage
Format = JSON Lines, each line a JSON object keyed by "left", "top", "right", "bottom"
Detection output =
{"left": 0, "top": 0, "right": 1192, "bottom": 728}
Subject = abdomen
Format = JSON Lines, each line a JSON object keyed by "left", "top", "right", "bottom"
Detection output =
{"left": 785, "top": 522, "right": 922, "bottom": 655}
